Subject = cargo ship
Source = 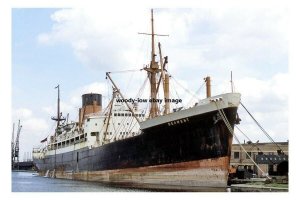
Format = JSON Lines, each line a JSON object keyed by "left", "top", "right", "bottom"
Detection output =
{"left": 32, "top": 9, "right": 241, "bottom": 191}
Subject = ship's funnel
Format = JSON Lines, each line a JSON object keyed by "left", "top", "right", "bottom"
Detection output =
{"left": 79, "top": 93, "right": 102, "bottom": 126}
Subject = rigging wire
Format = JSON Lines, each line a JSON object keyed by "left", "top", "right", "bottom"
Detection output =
{"left": 107, "top": 69, "right": 143, "bottom": 74}
{"left": 185, "top": 81, "right": 205, "bottom": 108}
{"left": 169, "top": 74, "right": 201, "bottom": 104}
{"left": 235, "top": 125, "right": 277, "bottom": 165}
{"left": 125, "top": 70, "right": 137, "bottom": 94}
{"left": 240, "top": 102, "right": 284, "bottom": 154}
{"left": 169, "top": 76, "right": 184, "bottom": 109}
{"left": 135, "top": 76, "right": 148, "bottom": 99}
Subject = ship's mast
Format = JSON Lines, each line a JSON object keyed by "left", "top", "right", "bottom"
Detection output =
{"left": 140, "top": 9, "right": 169, "bottom": 118}
{"left": 52, "top": 85, "right": 65, "bottom": 128}
{"left": 151, "top": 9, "right": 155, "bottom": 65}
{"left": 56, "top": 85, "right": 60, "bottom": 127}
{"left": 158, "top": 43, "right": 170, "bottom": 115}
{"left": 149, "top": 9, "right": 159, "bottom": 118}
{"left": 55, "top": 85, "right": 60, "bottom": 127}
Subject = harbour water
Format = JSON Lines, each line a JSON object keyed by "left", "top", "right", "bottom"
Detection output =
{"left": 12, "top": 171, "right": 149, "bottom": 192}
{"left": 12, "top": 171, "right": 231, "bottom": 192}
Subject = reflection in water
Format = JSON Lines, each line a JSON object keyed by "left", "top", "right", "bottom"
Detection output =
{"left": 12, "top": 171, "right": 147, "bottom": 192}
{"left": 12, "top": 171, "right": 228, "bottom": 192}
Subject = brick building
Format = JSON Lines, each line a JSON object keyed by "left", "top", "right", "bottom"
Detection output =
{"left": 230, "top": 141, "right": 288, "bottom": 177}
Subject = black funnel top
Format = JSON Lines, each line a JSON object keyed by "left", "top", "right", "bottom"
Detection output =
{"left": 82, "top": 93, "right": 102, "bottom": 107}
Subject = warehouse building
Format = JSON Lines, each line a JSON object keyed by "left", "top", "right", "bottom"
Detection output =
{"left": 230, "top": 141, "right": 288, "bottom": 177}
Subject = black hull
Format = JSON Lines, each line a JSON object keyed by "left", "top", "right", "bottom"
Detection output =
{"left": 33, "top": 107, "right": 237, "bottom": 172}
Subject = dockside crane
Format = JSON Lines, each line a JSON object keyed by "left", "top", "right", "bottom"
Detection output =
{"left": 12, "top": 120, "right": 22, "bottom": 170}
{"left": 11, "top": 123, "right": 15, "bottom": 169}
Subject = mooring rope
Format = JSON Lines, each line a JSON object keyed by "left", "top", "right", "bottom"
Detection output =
{"left": 214, "top": 101, "right": 271, "bottom": 179}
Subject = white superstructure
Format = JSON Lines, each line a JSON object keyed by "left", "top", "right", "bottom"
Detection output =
{"left": 33, "top": 94, "right": 143, "bottom": 159}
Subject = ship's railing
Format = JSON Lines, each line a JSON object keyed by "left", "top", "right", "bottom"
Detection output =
{"left": 56, "top": 126, "right": 82, "bottom": 142}
{"left": 47, "top": 133, "right": 88, "bottom": 150}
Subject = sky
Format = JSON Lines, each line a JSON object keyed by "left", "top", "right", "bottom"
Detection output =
{"left": 10, "top": 7, "right": 289, "bottom": 162}
{"left": 1, "top": 0, "right": 300, "bottom": 198}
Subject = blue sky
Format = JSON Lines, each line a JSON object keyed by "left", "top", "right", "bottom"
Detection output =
{"left": 11, "top": 7, "right": 288, "bottom": 161}
{"left": 12, "top": 9, "right": 105, "bottom": 110}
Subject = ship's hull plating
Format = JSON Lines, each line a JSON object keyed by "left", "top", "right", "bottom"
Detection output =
{"left": 33, "top": 107, "right": 237, "bottom": 190}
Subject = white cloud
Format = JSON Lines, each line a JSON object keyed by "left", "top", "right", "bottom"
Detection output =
{"left": 233, "top": 72, "right": 288, "bottom": 142}
{"left": 37, "top": 8, "right": 287, "bottom": 83}
{"left": 12, "top": 107, "right": 50, "bottom": 139}
{"left": 37, "top": 8, "right": 151, "bottom": 70}
{"left": 12, "top": 107, "right": 51, "bottom": 161}
{"left": 13, "top": 108, "right": 32, "bottom": 119}
{"left": 35, "top": 8, "right": 288, "bottom": 143}
{"left": 81, "top": 82, "right": 107, "bottom": 94}
{"left": 42, "top": 106, "right": 54, "bottom": 115}
{"left": 42, "top": 82, "right": 110, "bottom": 122}
{"left": 235, "top": 72, "right": 288, "bottom": 106}
{"left": 21, "top": 118, "right": 49, "bottom": 135}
